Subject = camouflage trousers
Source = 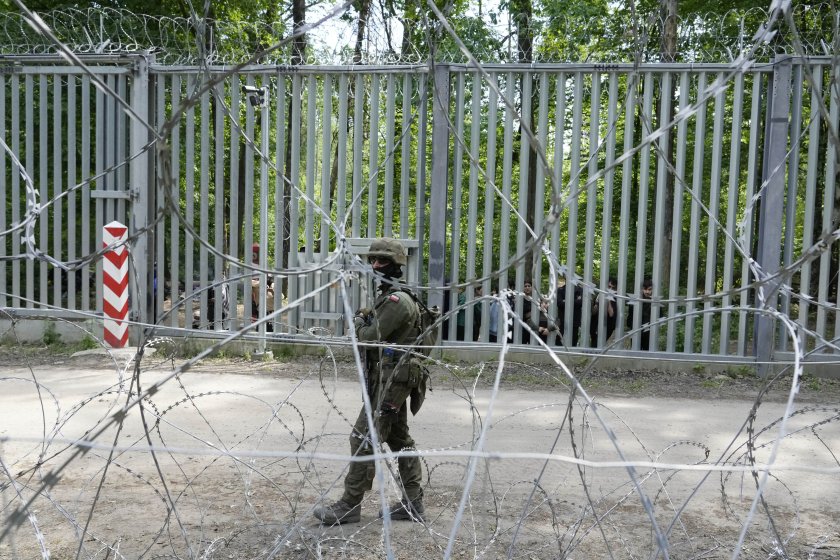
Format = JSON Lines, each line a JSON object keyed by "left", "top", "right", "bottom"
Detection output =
{"left": 341, "top": 388, "right": 423, "bottom": 506}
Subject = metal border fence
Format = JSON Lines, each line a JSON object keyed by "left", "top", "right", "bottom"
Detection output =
{"left": 1, "top": 54, "right": 838, "bottom": 364}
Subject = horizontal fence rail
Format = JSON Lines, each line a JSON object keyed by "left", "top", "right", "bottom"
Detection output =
{"left": 1, "top": 55, "right": 838, "bottom": 364}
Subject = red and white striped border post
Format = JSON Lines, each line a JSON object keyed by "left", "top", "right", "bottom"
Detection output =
{"left": 103, "top": 221, "right": 129, "bottom": 348}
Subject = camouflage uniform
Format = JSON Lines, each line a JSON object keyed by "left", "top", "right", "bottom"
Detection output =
{"left": 342, "top": 283, "right": 424, "bottom": 506}
{"left": 313, "top": 238, "right": 427, "bottom": 524}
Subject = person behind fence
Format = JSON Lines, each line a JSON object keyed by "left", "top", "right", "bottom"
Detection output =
{"left": 313, "top": 237, "right": 427, "bottom": 525}
{"left": 556, "top": 277, "right": 583, "bottom": 347}
{"left": 455, "top": 283, "right": 483, "bottom": 341}
{"left": 528, "top": 295, "right": 559, "bottom": 343}
{"left": 520, "top": 279, "right": 535, "bottom": 344}
{"left": 589, "top": 277, "right": 617, "bottom": 346}
{"left": 250, "top": 243, "right": 275, "bottom": 329}
{"left": 626, "top": 277, "right": 653, "bottom": 350}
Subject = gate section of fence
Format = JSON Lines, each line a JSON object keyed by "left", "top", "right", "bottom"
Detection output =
{"left": 1, "top": 55, "right": 838, "bottom": 365}
{"left": 0, "top": 54, "right": 152, "bottom": 333}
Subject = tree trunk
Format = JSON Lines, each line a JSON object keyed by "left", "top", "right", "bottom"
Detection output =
{"left": 511, "top": 0, "right": 537, "bottom": 275}
{"left": 279, "top": 0, "right": 307, "bottom": 297}
{"left": 660, "top": 0, "right": 678, "bottom": 291}
{"left": 354, "top": 0, "right": 371, "bottom": 63}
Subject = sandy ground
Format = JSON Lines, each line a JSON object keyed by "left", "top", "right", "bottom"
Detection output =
{"left": 1, "top": 349, "right": 839, "bottom": 559}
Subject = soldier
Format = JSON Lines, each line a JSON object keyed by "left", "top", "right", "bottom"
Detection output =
{"left": 313, "top": 238, "right": 427, "bottom": 525}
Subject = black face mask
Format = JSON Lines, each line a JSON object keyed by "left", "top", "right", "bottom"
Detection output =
{"left": 375, "top": 261, "right": 404, "bottom": 283}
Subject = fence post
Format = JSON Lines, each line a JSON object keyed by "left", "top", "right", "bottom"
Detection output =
{"left": 103, "top": 221, "right": 129, "bottom": 348}
{"left": 428, "top": 64, "right": 450, "bottom": 314}
{"left": 129, "top": 53, "right": 152, "bottom": 338}
{"left": 754, "top": 55, "right": 791, "bottom": 375}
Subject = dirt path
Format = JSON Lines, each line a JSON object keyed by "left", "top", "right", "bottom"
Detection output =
{"left": 1, "top": 349, "right": 839, "bottom": 559}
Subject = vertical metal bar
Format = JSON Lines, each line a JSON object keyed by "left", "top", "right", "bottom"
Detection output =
{"left": 336, "top": 74, "right": 349, "bottom": 233}
{"left": 25, "top": 74, "right": 35, "bottom": 308}
{"left": 755, "top": 56, "right": 792, "bottom": 372}
{"left": 335, "top": 74, "right": 349, "bottom": 334}
{"left": 551, "top": 72, "right": 566, "bottom": 319}
{"left": 502, "top": 68, "right": 518, "bottom": 318}
{"left": 243, "top": 75, "right": 256, "bottom": 324}
{"left": 415, "top": 75, "right": 428, "bottom": 280}
{"left": 701, "top": 72, "right": 726, "bottom": 355}
{"left": 242, "top": 76, "right": 255, "bottom": 324}
{"left": 818, "top": 65, "right": 839, "bottom": 348}
{"left": 400, "top": 74, "right": 411, "bottom": 238}
{"left": 466, "top": 71, "right": 484, "bottom": 340}
{"left": 288, "top": 74, "right": 302, "bottom": 327}
{"left": 184, "top": 74, "right": 196, "bottom": 325}
{"left": 131, "top": 58, "right": 151, "bottom": 329}
{"left": 797, "top": 66, "right": 822, "bottom": 350}
{"left": 258, "top": 73, "right": 270, "bottom": 343}
{"left": 274, "top": 74, "right": 287, "bottom": 308}
{"left": 319, "top": 74, "right": 332, "bottom": 325}
{"left": 228, "top": 76, "right": 241, "bottom": 328}
{"left": 667, "top": 72, "right": 690, "bottom": 352}
{"left": 779, "top": 63, "right": 802, "bottom": 352}
{"left": 650, "top": 71, "right": 672, "bottom": 351}
{"left": 199, "top": 78, "right": 211, "bottom": 329}
{"left": 597, "top": 72, "right": 619, "bottom": 348}
{"left": 11, "top": 74, "right": 20, "bottom": 308}
{"left": 67, "top": 76, "right": 78, "bottom": 309}
{"left": 428, "top": 64, "right": 450, "bottom": 313}
{"left": 352, "top": 74, "right": 364, "bottom": 239}
{"left": 564, "top": 73, "right": 584, "bottom": 344}
{"left": 167, "top": 75, "right": 180, "bottom": 327}
{"left": 214, "top": 80, "right": 225, "bottom": 329}
{"left": 384, "top": 73, "right": 396, "bottom": 237}
{"left": 685, "top": 72, "right": 708, "bottom": 353}
{"left": 630, "top": 72, "right": 654, "bottom": 350}
{"left": 304, "top": 74, "right": 317, "bottom": 260}
{"left": 167, "top": 74, "right": 180, "bottom": 328}
{"left": 0, "top": 75, "right": 5, "bottom": 308}
{"left": 39, "top": 75, "right": 48, "bottom": 307}
{"left": 367, "top": 73, "right": 380, "bottom": 238}
{"left": 580, "top": 71, "right": 600, "bottom": 346}
{"left": 94, "top": 76, "right": 104, "bottom": 313}
{"left": 720, "top": 73, "right": 746, "bottom": 354}
{"left": 449, "top": 72, "right": 465, "bottom": 341}
{"left": 616, "top": 72, "right": 636, "bottom": 346}
{"left": 53, "top": 75, "right": 63, "bottom": 307}
{"left": 81, "top": 75, "right": 91, "bottom": 311}
{"left": 516, "top": 71, "right": 532, "bottom": 344}
{"left": 104, "top": 75, "right": 114, "bottom": 224}
{"left": 533, "top": 72, "right": 549, "bottom": 295}
{"left": 116, "top": 75, "right": 126, "bottom": 220}
{"left": 481, "top": 73, "right": 498, "bottom": 341}
{"left": 738, "top": 72, "right": 763, "bottom": 355}
{"left": 534, "top": 72, "right": 551, "bottom": 343}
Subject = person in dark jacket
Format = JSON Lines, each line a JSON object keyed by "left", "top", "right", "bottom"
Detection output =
{"left": 590, "top": 277, "right": 617, "bottom": 346}
{"left": 626, "top": 277, "right": 653, "bottom": 350}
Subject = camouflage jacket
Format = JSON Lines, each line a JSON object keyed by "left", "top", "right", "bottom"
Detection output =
{"left": 354, "top": 285, "right": 422, "bottom": 400}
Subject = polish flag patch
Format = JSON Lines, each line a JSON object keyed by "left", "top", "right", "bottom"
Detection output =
{"left": 389, "top": 294, "right": 400, "bottom": 303}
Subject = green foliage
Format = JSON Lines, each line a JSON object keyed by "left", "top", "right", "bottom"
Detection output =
{"left": 76, "top": 335, "right": 98, "bottom": 351}
{"left": 42, "top": 321, "right": 61, "bottom": 346}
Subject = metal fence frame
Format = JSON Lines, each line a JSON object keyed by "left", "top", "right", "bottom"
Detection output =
{"left": 1, "top": 54, "right": 838, "bottom": 364}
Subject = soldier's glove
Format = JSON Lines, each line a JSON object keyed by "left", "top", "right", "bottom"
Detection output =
{"left": 378, "top": 402, "right": 400, "bottom": 417}
{"left": 354, "top": 308, "right": 372, "bottom": 330}
{"left": 355, "top": 307, "right": 371, "bottom": 319}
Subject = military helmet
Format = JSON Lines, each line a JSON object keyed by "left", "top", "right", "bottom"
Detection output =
{"left": 367, "top": 237, "right": 407, "bottom": 266}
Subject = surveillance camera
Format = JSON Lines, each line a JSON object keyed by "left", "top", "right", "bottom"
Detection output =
{"left": 241, "top": 84, "right": 267, "bottom": 107}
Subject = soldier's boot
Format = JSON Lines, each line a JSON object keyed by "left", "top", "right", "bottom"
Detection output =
{"left": 379, "top": 497, "right": 425, "bottom": 522}
{"left": 313, "top": 500, "right": 361, "bottom": 525}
